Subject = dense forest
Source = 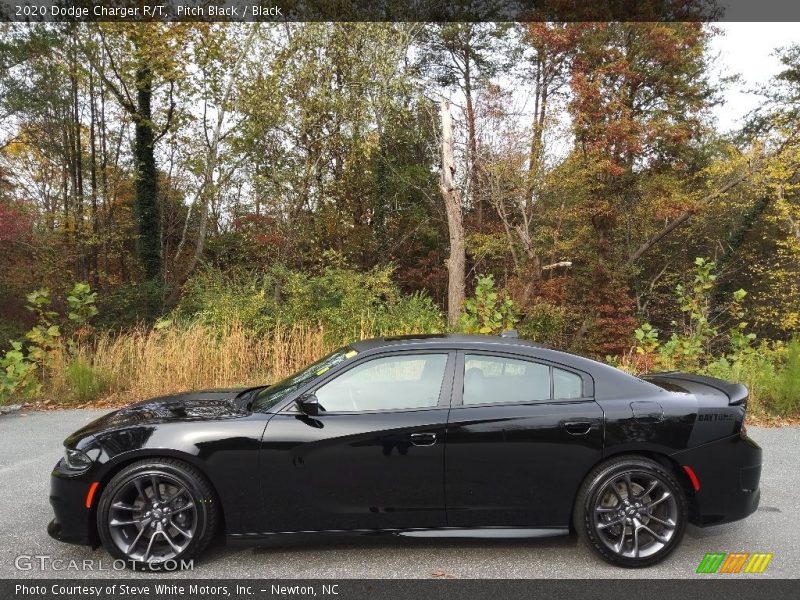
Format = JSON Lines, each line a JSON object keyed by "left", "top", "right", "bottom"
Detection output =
{"left": 1, "top": 23, "right": 799, "bottom": 417}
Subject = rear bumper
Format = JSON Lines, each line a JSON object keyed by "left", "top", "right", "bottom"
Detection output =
{"left": 672, "top": 432, "right": 762, "bottom": 526}
{"left": 48, "top": 461, "right": 98, "bottom": 547}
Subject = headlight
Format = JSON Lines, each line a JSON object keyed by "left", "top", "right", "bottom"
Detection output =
{"left": 63, "top": 448, "right": 93, "bottom": 472}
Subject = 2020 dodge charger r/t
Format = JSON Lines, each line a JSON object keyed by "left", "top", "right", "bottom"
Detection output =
{"left": 48, "top": 334, "right": 762, "bottom": 569}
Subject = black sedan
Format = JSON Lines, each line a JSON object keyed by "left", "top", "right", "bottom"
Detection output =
{"left": 48, "top": 333, "right": 762, "bottom": 569}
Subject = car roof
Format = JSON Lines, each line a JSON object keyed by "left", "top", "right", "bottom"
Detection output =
{"left": 351, "top": 334, "right": 547, "bottom": 352}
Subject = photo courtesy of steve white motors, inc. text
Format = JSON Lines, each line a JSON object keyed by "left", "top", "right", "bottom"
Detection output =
{"left": 14, "top": 583, "right": 341, "bottom": 597}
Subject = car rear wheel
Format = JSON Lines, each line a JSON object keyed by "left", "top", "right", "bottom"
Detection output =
{"left": 97, "top": 458, "right": 218, "bottom": 570}
{"left": 574, "top": 456, "right": 687, "bottom": 568}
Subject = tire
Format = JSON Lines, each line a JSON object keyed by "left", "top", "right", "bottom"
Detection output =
{"left": 97, "top": 458, "right": 219, "bottom": 570}
{"left": 573, "top": 455, "right": 687, "bottom": 568}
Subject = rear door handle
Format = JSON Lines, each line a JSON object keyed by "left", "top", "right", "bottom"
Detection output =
{"left": 563, "top": 421, "right": 593, "bottom": 436}
{"left": 410, "top": 433, "right": 437, "bottom": 446}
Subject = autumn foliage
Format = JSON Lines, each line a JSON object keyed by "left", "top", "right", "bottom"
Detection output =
{"left": 0, "top": 22, "right": 799, "bottom": 409}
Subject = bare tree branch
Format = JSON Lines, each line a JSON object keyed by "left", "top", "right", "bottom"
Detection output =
{"left": 154, "top": 79, "right": 176, "bottom": 143}
{"left": 93, "top": 31, "right": 137, "bottom": 115}
{"left": 626, "top": 170, "right": 752, "bottom": 267}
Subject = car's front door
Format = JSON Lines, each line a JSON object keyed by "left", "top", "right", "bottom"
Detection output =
{"left": 259, "top": 351, "right": 455, "bottom": 533}
{"left": 445, "top": 351, "right": 604, "bottom": 528}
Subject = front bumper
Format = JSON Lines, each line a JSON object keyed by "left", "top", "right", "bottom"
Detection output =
{"left": 48, "top": 460, "right": 98, "bottom": 547}
{"left": 672, "top": 431, "right": 762, "bottom": 526}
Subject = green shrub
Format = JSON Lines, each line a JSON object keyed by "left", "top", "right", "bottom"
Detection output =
{"left": 63, "top": 358, "right": 112, "bottom": 404}
{"left": 517, "top": 300, "right": 567, "bottom": 344}
{"left": 458, "top": 274, "right": 518, "bottom": 335}
{"left": 0, "top": 341, "right": 39, "bottom": 403}
{"left": 370, "top": 291, "right": 444, "bottom": 336}
{"left": 632, "top": 258, "right": 757, "bottom": 372}
{"left": 178, "top": 268, "right": 278, "bottom": 334}
{"left": 0, "top": 318, "right": 25, "bottom": 349}
{"left": 704, "top": 343, "right": 771, "bottom": 415}
{"left": 700, "top": 339, "right": 800, "bottom": 418}
{"left": 279, "top": 265, "right": 445, "bottom": 342}
{"left": 0, "top": 283, "right": 101, "bottom": 404}
{"left": 621, "top": 258, "right": 800, "bottom": 418}
{"left": 95, "top": 280, "right": 165, "bottom": 330}
{"left": 765, "top": 338, "right": 800, "bottom": 416}
{"left": 176, "top": 265, "right": 445, "bottom": 344}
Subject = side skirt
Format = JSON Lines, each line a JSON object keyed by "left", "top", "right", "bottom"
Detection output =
{"left": 227, "top": 527, "right": 569, "bottom": 547}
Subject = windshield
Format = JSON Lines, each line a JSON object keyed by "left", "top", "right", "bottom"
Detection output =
{"left": 251, "top": 347, "right": 357, "bottom": 412}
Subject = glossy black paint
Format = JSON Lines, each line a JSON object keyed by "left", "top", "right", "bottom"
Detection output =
{"left": 259, "top": 408, "right": 450, "bottom": 532}
{"left": 445, "top": 400, "right": 604, "bottom": 527}
{"left": 48, "top": 334, "right": 762, "bottom": 551}
{"left": 50, "top": 389, "right": 270, "bottom": 543}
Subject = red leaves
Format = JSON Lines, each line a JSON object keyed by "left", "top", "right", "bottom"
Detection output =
{"left": 233, "top": 214, "right": 287, "bottom": 249}
{"left": 568, "top": 23, "right": 710, "bottom": 174}
{"left": 0, "top": 201, "right": 33, "bottom": 243}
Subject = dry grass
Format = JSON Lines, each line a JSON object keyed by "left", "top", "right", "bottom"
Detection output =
{"left": 33, "top": 314, "right": 438, "bottom": 407}
{"left": 43, "top": 322, "right": 332, "bottom": 404}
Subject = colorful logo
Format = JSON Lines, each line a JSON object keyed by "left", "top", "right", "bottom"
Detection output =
{"left": 696, "top": 552, "right": 773, "bottom": 574}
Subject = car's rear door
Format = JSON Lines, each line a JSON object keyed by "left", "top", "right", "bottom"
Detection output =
{"left": 259, "top": 350, "right": 455, "bottom": 533}
{"left": 444, "top": 350, "right": 604, "bottom": 528}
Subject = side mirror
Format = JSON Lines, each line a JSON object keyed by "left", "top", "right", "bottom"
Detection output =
{"left": 296, "top": 393, "right": 321, "bottom": 417}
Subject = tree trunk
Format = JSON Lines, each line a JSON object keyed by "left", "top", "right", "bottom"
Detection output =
{"left": 527, "top": 69, "right": 548, "bottom": 204}
{"left": 71, "top": 53, "right": 87, "bottom": 281}
{"left": 133, "top": 63, "right": 162, "bottom": 281}
{"left": 88, "top": 64, "right": 99, "bottom": 287}
{"left": 174, "top": 24, "right": 259, "bottom": 286}
{"left": 464, "top": 63, "right": 480, "bottom": 228}
{"left": 439, "top": 99, "right": 465, "bottom": 329}
{"left": 374, "top": 134, "right": 389, "bottom": 256}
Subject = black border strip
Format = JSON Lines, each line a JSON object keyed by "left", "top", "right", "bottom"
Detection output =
{"left": 1, "top": 0, "right": 800, "bottom": 23}
{"left": 5, "top": 579, "right": 800, "bottom": 600}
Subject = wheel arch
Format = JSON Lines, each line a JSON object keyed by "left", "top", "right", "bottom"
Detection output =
{"left": 89, "top": 450, "right": 227, "bottom": 544}
{"left": 568, "top": 448, "right": 697, "bottom": 533}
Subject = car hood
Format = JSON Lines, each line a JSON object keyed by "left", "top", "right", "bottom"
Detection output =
{"left": 66, "top": 389, "right": 250, "bottom": 444}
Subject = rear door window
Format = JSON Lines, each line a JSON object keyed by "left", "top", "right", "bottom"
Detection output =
{"left": 463, "top": 355, "right": 550, "bottom": 405}
{"left": 553, "top": 368, "right": 582, "bottom": 399}
{"left": 463, "top": 355, "right": 585, "bottom": 405}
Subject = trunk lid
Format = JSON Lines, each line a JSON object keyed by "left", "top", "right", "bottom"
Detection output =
{"left": 643, "top": 372, "right": 748, "bottom": 406}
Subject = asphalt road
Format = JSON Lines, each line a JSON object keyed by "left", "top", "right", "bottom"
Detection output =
{"left": 1, "top": 409, "right": 797, "bottom": 579}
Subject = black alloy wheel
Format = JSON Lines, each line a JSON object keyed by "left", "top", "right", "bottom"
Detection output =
{"left": 97, "top": 459, "right": 218, "bottom": 570}
{"left": 574, "top": 456, "right": 688, "bottom": 568}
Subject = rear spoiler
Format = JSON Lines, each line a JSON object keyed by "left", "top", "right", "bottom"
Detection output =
{"left": 644, "top": 372, "right": 748, "bottom": 406}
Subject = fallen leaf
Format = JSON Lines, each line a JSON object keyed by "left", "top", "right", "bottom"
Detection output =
{"left": 431, "top": 570, "right": 455, "bottom": 578}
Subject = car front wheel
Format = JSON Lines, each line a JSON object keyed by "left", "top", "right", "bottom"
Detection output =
{"left": 96, "top": 458, "right": 218, "bottom": 570}
{"left": 574, "top": 456, "right": 688, "bottom": 568}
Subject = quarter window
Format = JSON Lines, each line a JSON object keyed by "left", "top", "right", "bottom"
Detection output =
{"left": 315, "top": 354, "right": 448, "bottom": 412}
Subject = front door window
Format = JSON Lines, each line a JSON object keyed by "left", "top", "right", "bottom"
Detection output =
{"left": 315, "top": 354, "right": 448, "bottom": 412}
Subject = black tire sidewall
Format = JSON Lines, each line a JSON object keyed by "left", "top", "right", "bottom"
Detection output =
{"left": 96, "top": 460, "right": 216, "bottom": 571}
{"left": 576, "top": 457, "right": 688, "bottom": 568}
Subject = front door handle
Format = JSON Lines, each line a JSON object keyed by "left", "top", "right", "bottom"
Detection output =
{"left": 563, "top": 421, "right": 593, "bottom": 436}
{"left": 410, "top": 432, "right": 437, "bottom": 446}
